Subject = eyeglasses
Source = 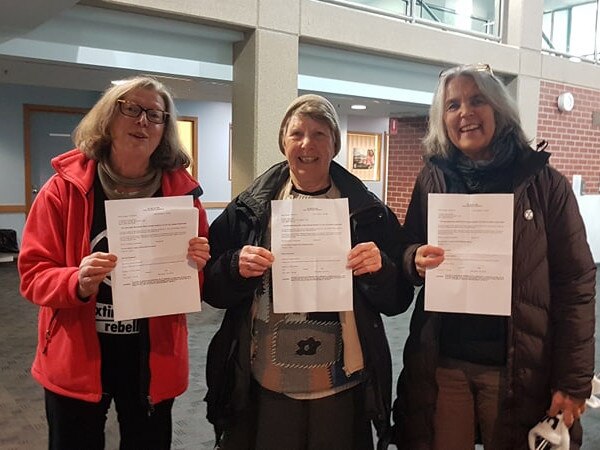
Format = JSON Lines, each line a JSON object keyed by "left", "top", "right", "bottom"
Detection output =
{"left": 117, "top": 99, "right": 169, "bottom": 124}
{"left": 439, "top": 63, "right": 494, "bottom": 79}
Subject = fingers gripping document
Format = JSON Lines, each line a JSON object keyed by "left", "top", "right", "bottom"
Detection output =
{"left": 271, "top": 198, "right": 353, "bottom": 313}
{"left": 426, "top": 193, "right": 514, "bottom": 316}
{"left": 106, "top": 196, "right": 201, "bottom": 321}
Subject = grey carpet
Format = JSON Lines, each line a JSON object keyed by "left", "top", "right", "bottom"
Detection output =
{"left": 1, "top": 261, "right": 598, "bottom": 449}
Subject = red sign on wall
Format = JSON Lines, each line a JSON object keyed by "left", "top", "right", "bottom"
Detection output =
{"left": 389, "top": 118, "right": 398, "bottom": 135}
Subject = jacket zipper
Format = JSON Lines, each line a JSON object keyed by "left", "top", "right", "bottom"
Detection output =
{"left": 139, "top": 318, "right": 153, "bottom": 416}
{"left": 42, "top": 310, "right": 60, "bottom": 355}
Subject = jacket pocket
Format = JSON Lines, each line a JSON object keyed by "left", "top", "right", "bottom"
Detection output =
{"left": 42, "top": 310, "right": 60, "bottom": 355}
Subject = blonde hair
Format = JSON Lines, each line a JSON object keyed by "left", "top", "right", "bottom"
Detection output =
{"left": 73, "top": 76, "right": 190, "bottom": 170}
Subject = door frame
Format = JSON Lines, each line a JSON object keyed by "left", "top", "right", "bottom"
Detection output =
{"left": 23, "top": 104, "right": 89, "bottom": 213}
{"left": 176, "top": 115, "right": 198, "bottom": 180}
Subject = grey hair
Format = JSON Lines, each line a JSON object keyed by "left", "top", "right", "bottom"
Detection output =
{"left": 423, "top": 65, "right": 530, "bottom": 158}
{"left": 279, "top": 94, "right": 341, "bottom": 157}
{"left": 73, "top": 76, "right": 190, "bottom": 170}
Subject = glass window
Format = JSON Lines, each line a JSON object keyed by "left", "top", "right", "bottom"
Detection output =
{"left": 543, "top": 0, "right": 598, "bottom": 61}
{"left": 571, "top": 3, "right": 597, "bottom": 58}
{"left": 417, "top": 0, "right": 498, "bottom": 36}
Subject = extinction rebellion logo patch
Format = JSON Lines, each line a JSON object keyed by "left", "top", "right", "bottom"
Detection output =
{"left": 95, "top": 302, "right": 140, "bottom": 334}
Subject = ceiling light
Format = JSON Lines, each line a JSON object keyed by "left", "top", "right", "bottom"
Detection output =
{"left": 142, "top": 73, "right": 192, "bottom": 82}
{"left": 351, "top": 104, "right": 367, "bottom": 110}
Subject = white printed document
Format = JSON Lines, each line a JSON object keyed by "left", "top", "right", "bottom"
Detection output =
{"left": 271, "top": 198, "right": 353, "bottom": 313}
{"left": 106, "top": 196, "right": 201, "bottom": 320}
{"left": 425, "top": 193, "right": 514, "bottom": 316}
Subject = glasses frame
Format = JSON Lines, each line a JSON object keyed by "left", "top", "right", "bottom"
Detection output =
{"left": 116, "top": 99, "right": 170, "bottom": 124}
{"left": 439, "top": 63, "right": 494, "bottom": 79}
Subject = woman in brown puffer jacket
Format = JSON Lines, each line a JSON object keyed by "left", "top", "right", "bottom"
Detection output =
{"left": 392, "top": 63, "right": 596, "bottom": 450}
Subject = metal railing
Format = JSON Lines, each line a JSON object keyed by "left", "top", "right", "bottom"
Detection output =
{"left": 319, "top": 0, "right": 501, "bottom": 41}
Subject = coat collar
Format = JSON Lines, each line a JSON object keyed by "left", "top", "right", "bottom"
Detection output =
{"left": 51, "top": 148, "right": 202, "bottom": 199}
{"left": 237, "top": 160, "right": 381, "bottom": 218}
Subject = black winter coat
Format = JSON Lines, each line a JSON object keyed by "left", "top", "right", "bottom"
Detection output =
{"left": 392, "top": 146, "right": 596, "bottom": 449}
{"left": 204, "top": 160, "right": 414, "bottom": 448}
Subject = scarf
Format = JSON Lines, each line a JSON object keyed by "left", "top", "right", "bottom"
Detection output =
{"left": 97, "top": 161, "right": 162, "bottom": 200}
{"left": 451, "top": 132, "right": 519, "bottom": 193}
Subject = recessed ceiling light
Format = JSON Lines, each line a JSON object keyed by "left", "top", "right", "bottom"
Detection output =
{"left": 351, "top": 104, "right": 367, "bottom": 110}
{"left": 142, "top": 73, "right": 192, "bottom": 82}
{"left": 111, "top": 79, "right": 127, "bottom": 86}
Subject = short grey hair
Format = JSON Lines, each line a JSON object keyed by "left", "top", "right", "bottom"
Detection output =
{"left": 279, "top": 94, "right": 341, "bottom": 157}
{"left": 423, "top": 65, "right": 530, "bottom": 158}
{"left": 73, "top": 75, "right": 190, "bottom": 170}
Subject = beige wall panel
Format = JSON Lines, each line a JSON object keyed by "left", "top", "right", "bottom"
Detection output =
{"left": 259, "top": 0, "right": 299, "bottom": 34}
{"left": 95, "top": 0, "right": 257, "bottom": 27}
{"left": 541, "top": 55, "right": 600, "bottom": 90}
{"left": 519, "top": 48, "right": 542, "bottom": 78}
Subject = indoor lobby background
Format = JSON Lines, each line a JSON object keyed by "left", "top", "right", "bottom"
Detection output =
{"left": 0, "top": 0, "right": 599, "bottom": 448}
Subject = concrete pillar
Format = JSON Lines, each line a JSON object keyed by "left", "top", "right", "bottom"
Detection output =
{"left": 231, "top": 26, "right": 298, "bottom": 196}
{"left": 504, "top": 0, "right": 544, "bottom": 142}
{"left": 507, "top": 74, "right": 541, "bottom": 142}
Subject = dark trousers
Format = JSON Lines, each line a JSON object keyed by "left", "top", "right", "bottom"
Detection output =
{"left": 44, "top": 389, "right": 174, "bottom": 450}
{"left": 221, "top": 381, "right": 374, "bottom": 450}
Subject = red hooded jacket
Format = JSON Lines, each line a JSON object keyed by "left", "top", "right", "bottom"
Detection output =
{"left": 18, "top": 149, "right": 209, "bottom": 404}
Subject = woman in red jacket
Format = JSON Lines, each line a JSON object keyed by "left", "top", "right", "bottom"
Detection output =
{"left": 18, "top": 76, "right": 210, "bottom": 450}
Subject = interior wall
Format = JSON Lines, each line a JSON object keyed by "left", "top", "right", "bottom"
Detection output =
{"left": 175, "top": 100, "right": 232, "bottom": 201}
{"left": 538, "top": 80, "right": 600, "bottom": 262}
{"left": 538, "top": 80, "right": 600, "bottom": 195}
{"left": 386, "top": 116, "right": 428, "bottom": 221}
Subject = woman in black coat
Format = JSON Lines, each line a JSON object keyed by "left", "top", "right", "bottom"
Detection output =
{"left": 203, "top": 94, "right": 413, "bottom": 450}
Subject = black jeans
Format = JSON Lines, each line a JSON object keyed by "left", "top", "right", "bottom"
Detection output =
{"left": 44, "top": 389, "right": 174, "bottom": 450}
{"left": 221, "top": 381, "right": 374, "bottom": 450}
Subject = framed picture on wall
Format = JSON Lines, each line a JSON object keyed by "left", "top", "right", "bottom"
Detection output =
{"left": 176, "top": 116, "right": 198, "bottom": 179}
{"left": 347, "top": 131, "right": 382, "bottom": 181}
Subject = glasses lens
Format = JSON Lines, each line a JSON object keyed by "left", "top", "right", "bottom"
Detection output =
{"left": 146, "top": 110, "right": 166, "bottom": 124}
{"left": 118, "top": 100, "right": 167, "bottom": 124}
{"left": 119, "top": 101, "right": 141, "bottom": 118}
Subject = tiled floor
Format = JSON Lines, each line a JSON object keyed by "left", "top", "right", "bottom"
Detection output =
{"left": 1, "top": 260, "right": 599, "bottom": 449}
